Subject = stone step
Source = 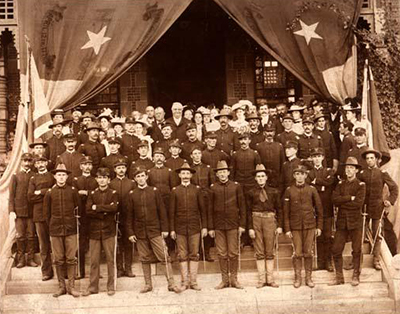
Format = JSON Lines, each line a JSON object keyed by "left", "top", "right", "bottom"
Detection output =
{"left": 2, "top": 279, "right": 393, "bottom": 314}
{"left": 6, "top": 266, "right": 382, "bottom": 295}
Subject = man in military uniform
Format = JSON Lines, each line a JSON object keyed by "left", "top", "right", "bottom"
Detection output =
{"left": 256, "top": 123, "right": 285, "bottom": 188}
{"left": 128, "top": 140, "right": 154, "bottom": 179}
{"left": 46, "top": 121, "right": 66, "bottom": 170}
{"left": 76, "top": 112, "right": 94, "bottom": 147}
{"left": 73, "top": 156, "right": 98, "bottom": 279}
{"left": 283, "top": 165, "right": 323, "bottom": 288}
{"left": 165, "top": 139, "right": 186, "bottom": 188}
{"left": 109, "top": 158, "right": 136, "bottom": 278}
{"left": 29, "top": 138, "right": 48, "bottom": 166}
{"left": 190, "top": 147, "right": 215, "bottom": 262}
{"left": 83, "top": 168, "right": 119, "bottom": 296}
{"left": 153, "top": 122, "right": 175, "bottom": 160}
{"left": 307, "top": 148, "right": 335, "bottom": 272}
{"left": 56, "top": 133, "right": 84, "bottom": 184}
{"left": 181, "top": 123, "right": 205, "bottom": 163}
{"left": 126, "top": 167, "right": 181, "bottom": 294}
{"left": 247, "top": 164, "right": 282, "bottom": 288}
{"left": 9, "top": 153, "right": 37, "bottom": 268}
{"left": 120, "top": 117, "right": 141, "bottom": 163}
{"left": 215, "top": 109, "right": 240, "bottom": 155}
{"left": 28, "top": 156, "right": 55, "bottom": 281}
{"left": 100, "top": 137, "right": 127, "bottom": 179}
{"left": 169, "top": 163, "right": 207, "bottom": 291}
{"left": 359, "top": 149, "right": 398, "bottom": 270}
{"left": 208, "top": 160, "right": 246, "bottom": 289}
{"left": 331, "top": 157, "right": 366, "bottom": 286}
{"left": 78, "top": 122, "right": 106, "bottom": 176}
{"left": 275, "top": 114, "right": 300, "bottom": 146}
{"left": 246, "top": 113, "right": 264, "bottom": 149}
{"left": 43, "top": 164, "right": 80, "bottom": 298}
{"left": 281, "top": 141, "right": 302, "bottom": 192}
{"left": 297, "top": 116, "right": 323, "bottom": 167}
{"left": 346, "top": 127, "right": 369, "bottom": 170}
{"left": 338, "top": 121, "right": 355, "bottom": 177}
{"left": 201, "top": 131, "right": 230, "bottom": 171}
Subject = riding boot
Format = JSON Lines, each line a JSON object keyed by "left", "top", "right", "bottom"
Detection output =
{"left": 229, "top": 257, "right": 244, "bottom": 289}
{"left": 304, "top": 257, "right": 315, "bottom": 288}
{"left": 53, "top": 266, "right": 67, "bottom": 298}
{"left": 78, "top": 253, "right": 86, "bottom": 279}
{"left": 266, "top": 259, "right": 279, "bottom": 288}
{"left": 66, "top": 265, "right": 80, "bottom": 297}
{"left": 179, "top": 261, "right": 189, "bottom": 291}
{"left": 26, "top": 239, "right": 38, "bottom": 267}
{"left": 189, "top": 261, "right": 201, "bottom": 290}
{"left": 351, "top": 253, "right": 361, "bottom": 286}
{"left": 140, "top": 263, "right": 152, "bottom": 293}
{"left": 329, "top": 256, "right": 344, "bottom": 285}
{"left": 215, "top": 258, "right": 229, "bottom": 289}
{"left": 124, "top": 243, "right": 135, "bottom": 277}
{"left": 293, "top": 257, "right": 302, "bottom": 288}
{"left": 166, "top": 262, "right": 181, "bottom": 293}
{"left": 255, "top": 259, "right": 266, "bottom": 288}
{"left": 16, "top": 239, "right": 26, "bottom": 268}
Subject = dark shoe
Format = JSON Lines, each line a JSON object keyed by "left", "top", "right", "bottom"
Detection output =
{"left": 107, "top": 290, "right": 115, "bottom": 296}
{"left": 53, "top": 288, "right": 66, "bottom": 298}
{"left": 42, "top": 274, "right": 53, "bottom": 281}
{"left": 266, "top": 281, "right": 279, "bottom": 288}
{"left": 205, "top": 254, "right": 214, "bottom": 262}
{"left": 190, "top": 283, "right": 201, "bottom": 291}
{"left": 230, "top": 277, "right": 244, "bottom": 289}
{"left": 67, "top": 288, "right": 80, "bottom": 298}
{"left": 125, "top": 269, "right": 136, "bottom": 278}
{"left": 351, "top": 274, "right": 360, "bottom": 286}
{"left": 328, "top": 277, "right": 345, "bottom": 286}
{"left": 305, "top": 275, "right": 315, "bottom": 288}
{"left": 26, "top": 259, "right": 38, "bottom": 267}
{"left": 117, "top": 270, "right": 124, "bottom": 278}
{"left": 344, "top": 262, "right": 354, "bottom": 270}
{"left": 326, "top": 260, "right": 334, "bottom": 272}
{"left": 16, "top": 259, "right": 26, "bottom": 268}
{"left": 168, "top": 285, "right": 182, "bottom": 294}
{"left": 374, "top": 260, "right": 382, "bottom": 270}
{"left": 215, "top": 281, "right": 229, "bottom": 290}
{"left": 140, "top": 285, "right": 153, "bottom": 293}
{"left": 82, "top": 290, "right": 97, "bottom": 297}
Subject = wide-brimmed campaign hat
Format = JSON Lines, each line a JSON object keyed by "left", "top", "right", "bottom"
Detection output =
{"left": 252, "top": 164, "right": 271, "bottom": 176}
{"left": 29, "top": 138, "right": 48, "bottom": 148}
{"left": 175, "top": 162, "right": 196, "bottom": 174}
{"left": 245, "top": 113, "right": 261, "bottom": 122}
{"left": 342, "top": 156, "right": 361, "bottom": 168}
{"left": 51, "top": 163, "right": 71, "bottom": 174}
{"left": 215, "top": 109, "right": 233, "bottom": 120}
{"left": 85, "top": 122, "right": 101, "bottom": 132}
{"left": 361, "top": 149, "right": 382, "bottom": 160}
{"left": 214, "top": 160, "right": 231, "bottom": 172}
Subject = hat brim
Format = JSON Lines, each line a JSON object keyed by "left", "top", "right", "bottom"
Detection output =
{"left": 48, "top": 122, "right": 65, "bottom": 129}
{"left": 85, "top": 126, "right": 101, "bottom": 132}
{"left": 175, "top": 168, "right": 196, "bottom": 174}
{"left": 252, "top": 169, "right": 271, "bottom": 176}
{"left": 341, "top": 163, "right": 362, "bottom": 168}
{"left": 51, "top": 169, "right": 71, "bottom": 174}
{"left": 29, "top": 142, "right": 48, "bottom": 148}
{"left": 246, "top": 116, "right": 261, "bottom": 122}
{"left": 113, "top": 163, "right": 127, "bottom": 168}
{"left": 361, "top": 150, "right": 382, "bottom": 160}
{"left": 214, "top": 167, "right": 231, "bottom": 172}
{"left": 215, "top": 114, "right": 233, "bottom": 120}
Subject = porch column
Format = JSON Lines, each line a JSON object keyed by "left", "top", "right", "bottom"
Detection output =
{"left": 0, "top": 50, "right": 7, "bottom": 155}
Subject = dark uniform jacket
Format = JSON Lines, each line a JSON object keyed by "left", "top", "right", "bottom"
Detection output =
{"left": 181, "top": 139, "right": 205, "bottom": 163}
{"left": 28, "top": 171, "right": 55, "bottom": 222}
{"left": 148, "top": 165, "right": 173, "bottom": 211}
{"left": 231, "top": 148, "right": 261, "bottom": 188}
{"left": 306, "top": 166, "right": 335, "bottom": 217}
{"left": 73, "top": 174, "right": 98, "bottom": 219}
{"left": 78, "top": 140, "right": 106, "bottom": 176}
{"left": 56, "top": 150, "right": 84, "bottom": 183}
{"left": 109, "top": 176, "right": 136, "bottom": 225}
{"left": 256, "top": 141, "right": 285, "bottom": 186}
{"left": 281, "top": 157, "right": 302, "bottom": 191}
{"left": 165, "top": 117, "right": 190, "bottom": 142}
{"left": 332, "top": 178, "right": 366, "bottom": 230}
{"left": 298, "top": 133, "right": 323, "bottom": 161}
{"left": 9, "top": 169, "right": 34, "bottom": 217}
{"left": 191, "top": 163, "right": 214, "bottom": 190}
{"left": 126, "top": 186, "right": 169, "bottom": 239}
{"left": 76, "top": 130, "right": 89, "bottom": 147}
{"left": 359, "top": 167, "right": 399, "bottom": 219}
{"left": 249, "top": 131, "right": 264, "bottom": 150}
{"left": 120, "top": 132, "right": 141, "bottom": 163}
{"left": 148, "top": 121, "right": 164, "bottom": 143}
{"left": 246, "top": 186, "right": 283, "bottom": 229}
{"left": 201, "top": 148, "right": 230, "bottom": 170}
{"left": 215, "top": 126, "right": 240, "bottom": 155}
{"left": 128, "top": 158, "right": 154, "bottom": 179}
{"left": 165, "top": 156, "right": 186, "bottom": 188}
{"left": 43, "top": 184, "right": 80, "bottom": 237}
{"left": 153, "top": 138, "right": 174, "bottom": 159}
{"left": 346, "top": 145, "right": 369, "bottom": 170}
{"left": 314, "top": 128, "right": 338, "bottom": 168}
{"left": 208, "top": 180, "right": 246, "bottom": 230}
{"left": 275, "top": 130, "right": 299, "bottom": 146}
{"left": 45, "top": 136, "right": 66, "bottom": 170}
{"left": 100, "top": 153, "right": 128, "bottom": 179}
{"left": 339, "top": 133, "right": 355, "bottom": 164}
{"left": 86, "top": 187, "right": 118, "bottom": 240}
{"left": 283, "top": 183, "right": 323, "bottom": 232}
{"left": 169, "top": 183, "right": 207, "bottom": 236}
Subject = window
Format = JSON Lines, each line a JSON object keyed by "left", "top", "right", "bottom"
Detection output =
{"left": 85, "top": 81, "right": 120, "bottom": 116}
{"left": 254, "top": 53, "right": 300, "bottom": 105}
{"left": 0, "top": 0, "right": 14, "bottom": 20}
{"left": 362, "top": 0, "right": 371, "bottom": 9}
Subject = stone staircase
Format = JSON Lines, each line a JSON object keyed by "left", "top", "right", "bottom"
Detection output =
{"left": 1, "top": 235, "right": 396, "bottom": 314}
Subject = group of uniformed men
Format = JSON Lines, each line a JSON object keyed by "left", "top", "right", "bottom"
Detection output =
{"left": 8, "top": 98, "right": 399, "bottom": 298}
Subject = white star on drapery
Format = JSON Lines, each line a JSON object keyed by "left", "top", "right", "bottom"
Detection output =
{"left": 293, "top": 20, "right": 323, "bottom": 45}
{"left": 81, "top": 26, "right": 111, "bottom": 55}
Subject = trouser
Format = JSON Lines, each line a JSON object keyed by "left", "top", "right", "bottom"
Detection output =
{"left": 116, "top": 228, "right": 132, "bottom": 272}
{"left": 35, "top": 222, "right": 53, "bottom": 277}
{"left": 88, "top": 237, "right": 115, "bottom": 293}
{"left": 78, "top": 217, "right": 90, "bottom": 277}
{"left": 176, "top": 233, "right": 200, "bottom": 262}
{"left": 332, "top": 227, "right": 362, "bottom": 274}
{"left": 317, "top": 217, "right": 333, "bottom": 267}
{"left": 292, "top": 229, "right": 315, "bottom": 258}
{"left": 252, "top": 214, "right": 276, "bottom": 260}
{"left": 51, "top": 235, "right": 78, "bottom": 289}
{"left": 368, "top": 218, "right": 383, "bottom": 259}
{"left": 215, "top": 229, "right": 239, "bottom": 260}
{"left": 15, "top": 217, "right": 36, "bottom": 264}
{"left": 383, "top": 217, "right": 397, "bottom": 255}
{"left": 136, "top": 236, "right": 171, "bottom": 263}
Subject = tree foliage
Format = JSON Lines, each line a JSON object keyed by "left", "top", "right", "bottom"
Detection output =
{"left": 355, "top": 1, "right": 400, "bottom": 149}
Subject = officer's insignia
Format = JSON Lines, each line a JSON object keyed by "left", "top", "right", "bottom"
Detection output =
{"left": 74, "top": 177, "right": 78, "bottom": 180}
{"left": 360, "top": 170, "right": 364, "bottom": 174}
{"left": 207, "top": 165, "right": 210, "bottom": 168}
{"left": 112, "top": 190, "right": 117, "bottom": 193}
{"left": 360, "top": 182, "right": 365, "bottom": 185}
{"left": 234, "top": 182, "right": 238, "bottom": 185}
{"left": 172, "top": 187, "right": 176, "bottom": 190}
{"left": 284, "top": 198, "right": 290, "bottom": 202}
{"left": 210, "top": 184, "right": 214, "bottom": 187}
{"left": 168, "top": 169, "right": 171, "bottom": 172}
{"left": 72, "top": 186, "right": 75, "bottom": 190}
{"left": 196, "top": 186, "right": 200, "bottom": 189}
{"left": 154, "top": 187, "right": 157, "bottom": 191}
{"left": 129, "top": 190, "right": 133, "bottom": 194}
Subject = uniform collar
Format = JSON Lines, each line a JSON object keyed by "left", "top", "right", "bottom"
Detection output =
{"left": 21, "top": 168, "right": 31, "bottom": 173}
{"left": 138, "top": 184, "right": 148, "bottom": 190}
{"left": 295, "top": 183, "right": 305, "bottom": 188}
{"left": 82, "top": 172, "right": 91, "bottom": 177}
{"left": 181, "top": 182, "right": 190, "bottom": 187}
{"left": 56, "top": 183, "right": 67, "bottom": 189}
{"left": 38, "top": 169, "right": 48, "bottom": 175}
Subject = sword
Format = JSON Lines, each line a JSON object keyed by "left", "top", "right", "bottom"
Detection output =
{"left": 360, "top": 205, "right": 368, "bottom": 270}
{"left": 275, "top": 233, "right": 279, "bottom": 276}
{"left": 74, "top": 206, "right": 81, "bottom": 290}
{"left": 238, "top": 230, "right": 241, "bottom": 271}
{"left": 332, "top": 206, "right": 338, "bottom": 238}
{"left": 162, "top": 239, "right": 170, "bottom": 279}
{"left": 201, "top": 233, "right": 206, "bottom": 272}
{"left": 370, "top": 209, "right": 386, "bottom": 254}
{"left": 114, "top": 212, "right": 120, "bottom": 292}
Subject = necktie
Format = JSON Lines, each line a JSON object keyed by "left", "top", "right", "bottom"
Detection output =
{"left": 259, "top": 188, "right": 268, "bottom": 203}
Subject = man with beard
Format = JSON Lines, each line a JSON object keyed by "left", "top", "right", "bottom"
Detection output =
{"left": 56, "top": 134, "right": 84, "bottom": 184}
{"left": 256, "top": 123, "right": 285, "bottom": 188}
{"left": 78, "top": 122, "right": 106, "bottom": 176}
{"left": 246, "top": 113, "right": 264, "bottom": 150}
{"left": 46, "top": 121, "right": 66, "bottom": 170}
{"left": 275, "top": 103, "right": 288, "bottom": 134}
{"left": 215, "top": 109, "right": 240, "bottom": 155}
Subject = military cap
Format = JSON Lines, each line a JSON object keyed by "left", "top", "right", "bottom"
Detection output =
{"left": 204, "top": 131, "right": 217, "bottom": 139}
{"left": 29, "top": 138, "right": 48, "bottom": 148}
{"left": 51, "top": 109, "right": 64, "bottom": 117}
{"left": 125, "top": 116, "right": 136, "bottom": 124}
{"left": 214, "top": 160, "right": 231, "bottom": 172}
{"left": 302, "top": 115, "right": 314, "bottom": 125}
{"left": 361, "top": 149, "right": 382, "bottom": 160}
{"left": 354, "top": 127, "right": 367, "bottom": 136}
{"left": 161, "top": 122, "right": 173, "bottom": 130}
{"left": 313, "top": 113, "right": 327, "bottom": 121}
{"left": 237, "top": 132, "right": 251, "bottom": 139}
{"left": 108, "top": 137, "right": 121, "bottom": 145}
{"left": 80, "top": 112, "right": 95, "bottom": 121}
{"left": 153, "top": 147, "right": 165, "bottom": 156}
{"left": 310, "top": 147, "right": 325, "bottom": 156}
{"left": 131, "top": 166, "right": 147, "bottom": 178}
{"left": 186, "top": 123, "right": 197, "bottom": 131}
{"left": 80, "top": 156, "right": 93, "bottom": 164}
{"left": 138, "top": 140, "right": 149, "bottom": 148}
{"left": 342, "top": 156, "right": 361, "bottom": 168}
{"left": 282, "top": 114, "right": 294, "bottom": 122}
{"left": 284, "top": 140, "right": 298, "bottom": 149}
{"left": 263, "top": 122, "right": 276, "bottom": 132}
{"left": 113, "top": 158, "right": 127, "bottom": 168}
{"left": 33, "top": 155, "right": 48, "bottom": 162}
{"left": 175, "top": 162, "right": 196, "bottom": 174}
{"left": 21, "top": 153, "right": 34, "bottom": 161}
{"left": 63, "top": 133, "right": 77, "bottom": 141}
{"left": 169, "top": 139, "right": 182, "bottom": 148}
{"left": 96, "top": 167, "right": 111, "bottom": 177}
{"left": 293, "top": 165, "right": 308, "bottom": 174}
{"left": 51, "top": 163, "right": 71, "bottom": 175}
